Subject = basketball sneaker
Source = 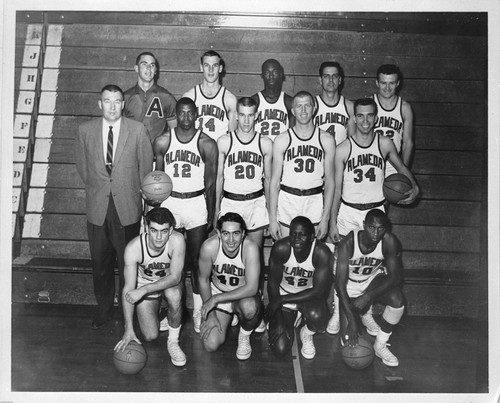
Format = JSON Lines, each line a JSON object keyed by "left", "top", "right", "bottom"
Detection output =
{"left": 167, "top": 339, "right": 187, "bottom": 367}
{"left": 374, "top": 330, "right": 399, "bottom": 367}
{"left": 255, "top": 318, "right": 266, "bottom": 333}
{"left": 159, "top": 316, "right": 169, "bottom": 332}
{"left": 326, "top": 311, "right": 340, "bottom": 335}
{"left": 361, "top": 313, "right": 380, "bottom": 336}
{"left": 236, "top": 330, "right": 252, "bottom": 360}
{"left": 193, "top": 309, "right": 201, "bottom": 334}
{"left": 231, "top": 314, "right": 239, "bottom": 327}
{"left": 300, "top": 326, "right": 316, "bottom": 359}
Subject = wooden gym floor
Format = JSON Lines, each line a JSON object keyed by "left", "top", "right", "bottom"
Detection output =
{"left": 11, "top": 303, "right": 488, "bottom": 396}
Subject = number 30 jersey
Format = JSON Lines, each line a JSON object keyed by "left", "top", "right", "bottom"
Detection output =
{"left": 343, "top": 134, "right": 385, "bottom": 204}
{"left": 223, "top": 131, "right": 264, "bottom": 194}
{"left": 280, "top": 239, "right": 317, "bottom": 294}
{"left": 211, "top": 237, "right": 246, "bottom": 292}
{"left": 163, "top": 128, "right": 205, "bottom": 193}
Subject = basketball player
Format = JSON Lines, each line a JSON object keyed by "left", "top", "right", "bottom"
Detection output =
{"left": 251, "top": 58, "right": 294, "bottom": 141}
{"left": 314, "top": 61, "right": 355, "bottom": 145}
{"left": 336, "top": 209, "right": 405, "bottom": 367}
{"left": 215, "top": 96, "right": 273, "bottom": 249}
{"left": 124, "top": 52, "right": 177, "bottom": 143}
{"left": 269, "top": 91, "right": 335, "bottom": 241}
{"left": 182, "top": 50, "right": 237, "bottom": 141}
{"left": 266, "top": 216, "right": 333, "bottom": 359}
{"left": 154, "top": 97, "right": 218, "bottom": 334}
{"left": 114, "top": 207, "right": 186, "bottom": 367}
{"left": 198, "top": 213, "right": 263, "bottom": 360}
{"left": 373, "top": 64, "right": 414, "bottom": 177}
{"left": 326, "top": 97, "right": 418, "bottom": 336}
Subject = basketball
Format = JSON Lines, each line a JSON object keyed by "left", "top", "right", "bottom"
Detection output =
{"left": 341, "top": 336, "right": 375, "bottom": 370}
{"left": 113, "top": 341, "right": 148, "bottom": 375}
{"left": 141, "top": 171, "right": 173, "bottom": 203}
{"left": 383, "top": 173, "right": 413, "bottom": 204}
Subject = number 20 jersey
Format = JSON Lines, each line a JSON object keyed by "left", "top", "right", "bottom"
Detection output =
{"left": 343, "top": 134, "right": 385, "bottom": 204}
{"left": 223, "top": 131, "right": 264, "bottom": 194}
{"left": 280, "top": 239, "right": 317, "bottom": 294}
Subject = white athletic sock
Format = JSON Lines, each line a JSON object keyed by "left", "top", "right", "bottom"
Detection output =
{"left": 239, "top": 326, "right": 253, "bottom": 336}
{"left": 168, "top": 324, "right": 181, "bottom": 341}
{"left": 303, "top": 324, "right": 316, "bottom": 336}
{"left": 193, "top": 293, "right": 203, "bottom": 312}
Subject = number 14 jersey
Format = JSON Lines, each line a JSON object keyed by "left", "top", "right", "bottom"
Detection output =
{"left": 343, "top": 134, "right": 385, "bottom": 204}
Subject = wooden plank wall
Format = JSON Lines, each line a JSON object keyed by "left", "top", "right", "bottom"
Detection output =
{"left": 12, "top": 11, "right": 487, "bottom": 317}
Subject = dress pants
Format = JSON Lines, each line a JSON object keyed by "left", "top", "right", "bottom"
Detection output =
{"left": 87, "top": 195, "right": 140, "bottom": 321}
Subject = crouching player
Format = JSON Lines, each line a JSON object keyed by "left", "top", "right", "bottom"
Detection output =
{"left": 198, "top": 212, "right": 264, "bottom": 360}
{"left": 336, "top": 209, "right": 405, "bottom": 367}
{"left": 114, "top": 207, "right": 187, "bottom": 367}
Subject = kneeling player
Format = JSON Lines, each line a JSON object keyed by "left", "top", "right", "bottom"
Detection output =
{"left": 114, "top": 208, "right": 187, "bottom": 367}
{"left": 198, "top": 212, "right": 263, "bottom": 360}
{"left": 266, "top": 216, "right": 333, "bottom": 359}
{"left": 336, "top": 209, "right": 405, "bottom": 367}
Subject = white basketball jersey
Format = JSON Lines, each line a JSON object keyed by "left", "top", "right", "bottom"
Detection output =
{"left": 281, "top": 127, "right": 325, "bottom": 189}
{"left": 211, "top": 237, "right": 246, "bottom": 292}
{"left": 223, "top": 131, "right": 264, "bottom": 194}
{"left": 163, "top": 128, "right": 205, "bottom": 193}
{"left": 373, "top": 94, "right": 404, "bottom": 176}
{"left": 137, "top": 233, "right": 172, "bottom": 284}
{"left": 280, "top": 239, "right": 317, "bottom": 294}
{"left": 343, "top": 134, "right": 385, "bottom": 204}
{"left": 314, "top": 95, "right": 350, "bottom": 145}
{"left": 255, "top": 91, "right": 290, "bottom": 141}
{"left": 194, "top": 84, "right": 229, "bottom": 141}
{"left": 348, "top": 230, "right": 385, "bottom": 283}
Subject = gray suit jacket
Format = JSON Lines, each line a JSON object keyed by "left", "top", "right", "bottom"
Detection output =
{"left": 75, "top": 116, "right": 153, "bottom": 226}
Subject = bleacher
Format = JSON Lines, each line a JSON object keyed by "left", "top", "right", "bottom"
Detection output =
{"left": 12, "top": 11, "right": 487, "bottom": 316}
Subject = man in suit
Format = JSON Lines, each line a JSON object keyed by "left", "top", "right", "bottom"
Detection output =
{"left": 75, "top": 84, "right": 154, "bottom": 329}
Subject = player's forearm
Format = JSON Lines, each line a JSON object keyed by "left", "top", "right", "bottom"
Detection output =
{"left": 198, "top": 277, "right": 213, "bottom": 303}
{"left": 122, "top": 288, "right": 136, "bottom": 330}
{"left": 141, "top": 272, "right": 182, "bottom": 295}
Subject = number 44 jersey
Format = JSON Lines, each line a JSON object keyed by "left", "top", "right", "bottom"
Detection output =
{"left": 342, "top": 133, "right": 385, "bottom": 204}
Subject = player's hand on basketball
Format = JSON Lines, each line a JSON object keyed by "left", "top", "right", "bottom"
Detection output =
{"left": 345, "top": 323, "right": 359, "bottom": 347}
{"left": 398, "top": 184, "right": 420, "bottom": 205}
{"left": 264, "top": 299, "right": 281, "bottom": 322}
{"left": 199, "top": 313, "right": 222, "bottom": 341}
{"left": 125, "top": 288, "right": 146, "bottom": 305}
{"left": 114, "top": 331, "right": 141, "bottom": 352}
{"left": 140, "top": 189, "right": 162, "bottom": 207}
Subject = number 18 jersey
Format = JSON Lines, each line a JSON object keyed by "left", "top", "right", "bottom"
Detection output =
{"left": 343, "top": 134, "right": 385, "bottom": 204}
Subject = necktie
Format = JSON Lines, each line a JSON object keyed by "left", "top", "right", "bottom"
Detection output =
{"left": 106, "top": 126, "right": 113, "bottom": 175}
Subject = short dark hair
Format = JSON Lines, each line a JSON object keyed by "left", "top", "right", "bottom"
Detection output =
{"left": 201, "top": 50, "right": 223, "bottom": 65}
{"left": 365, "top": 209, "right": 391, "bottom": 229}
{"left": 354, "top": 97, "right": 378, "bottom": 115}
{"left": 262, "top": 58, "right": 284, "bottom": 74}
{"left": 376, "top": 64, "right": 402, "bottom": 82}
{"left": 146, "top": 207, "right": 176, "bottom": 228}
{"left": 290, "top": 216, "right": 315, "bottom": 236}
{"left": 176, "top": 97, "right": 197, "bottom": 113}
{"left": 135, "top": 52, "right": 158, "bottom": 67}
{"left": 293, "top": 91, "right": 314, "bottom": 105}
{"left": 217, "top": 212, "right": 247, "bottom": 232}
{"left": 318, "top": 61, "right": 344, "bottom": 78}
{"left": 100, "top": 84, "right": 124, "bottom": 98}
{"left": 237, "top": 96, "right": 257, "bottom": 111}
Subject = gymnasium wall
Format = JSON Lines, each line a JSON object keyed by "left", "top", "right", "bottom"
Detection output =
{"left": 12, "top": 11, "right": 487, "bottom": 317}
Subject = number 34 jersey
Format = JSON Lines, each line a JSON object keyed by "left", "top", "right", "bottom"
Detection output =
{"left": 280, "top": 239, "right": 317, "bottom": 294}
{"left": 343, "top": 134, "right": 385, "bottom": 204}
